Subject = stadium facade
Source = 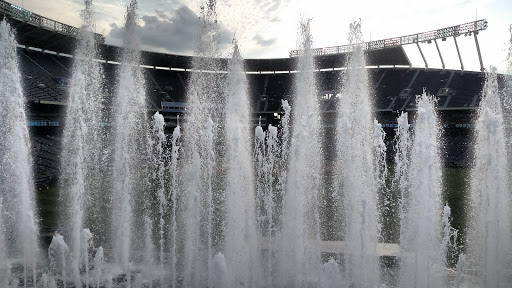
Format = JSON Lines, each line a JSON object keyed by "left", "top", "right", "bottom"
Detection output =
{"left": 0, "top": 0, "right": 507, "bottom": 186}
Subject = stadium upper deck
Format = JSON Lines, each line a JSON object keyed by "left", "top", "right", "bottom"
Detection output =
{"left": 1, "top": 0, "right": 494, "bottom": 113}
{"left": 0, "top": 0, "right": 409, "bottom": 71}
{"left": 0, "top": 0, "right": 491, "bottom": 73}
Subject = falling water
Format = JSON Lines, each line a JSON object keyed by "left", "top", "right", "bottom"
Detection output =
{"left": 335, "top": 19, "right": 381, "bottom": 287}
{"left": 503, "top": 27, "right": 512, "bottom": 173}
{"left": 278, "top": 100, "right": 292, "bottom": 191}
{"left": 93, "top": 247, "right": 104, "bottom": 288}
{"left": 276, "top": 99, "right": 291, "bottom": 237}
{"left": 453, "top": 253, "right": 466, "bottom": 288}
{"left": 0, "top": 198, "right": 9, "bottom": 287}
{"left": 467, "top": 67, "right": 512, "bottom": 287}
{"left": 142, "top": 217, "right": 155, "bottom": 287}
{"left": 146, "top": 111, "right": 167, "bottom": 286}
{"left": 254, "top": 122, "right": 279, "bottom": 287}
{"left": 222, "top": 43, "right": 260, "bottom": 287}
{"left": 393, "top": 112, "right": 411, "bottom": 250}
{"left": 399, "top": 93, "right": 444, "bottom": 288}
{"left": 255, "top": 123, "right": 265, "bottom": 230}
{"left": 58, "top": 1, "right": 106, "bottom": 284}
{"left": 441, "top": 204, "right": 457, "bottom": 268}
{"left": 373, "top": 120, "right": 387, "bottom": 193}
{"left": 182, "top": 1, "right": 225, "bottom": 286}
{"left": 277, "top": 18, "right": 322, "bottom": 287}
{"left": 48, "top": 233, "right": 70, "bottom": 286}
{"left": 169, "top": 119, "right": 181, "bottom": 288}
{"left": 275, "top": 99, "right": 291, "bottom": 244}
{"left": 111, "top": 0, "right": 148, "bottom": 277}
{"left": 80, "top": 229, "right": 93, "bottom": 287}
{"left": 254, "top": 100, "right": 291, "bottom": 287}
{"left": 0, "top": 19, "right": 39, "bottom": 287}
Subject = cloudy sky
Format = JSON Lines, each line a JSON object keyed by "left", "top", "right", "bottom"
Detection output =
{"left": 9, "top": 0, "right": 512, "bottom": 71}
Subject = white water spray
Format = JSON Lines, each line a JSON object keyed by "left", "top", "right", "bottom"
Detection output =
{"left": 223, "top": 43, "right": 261, "bottom": 287}
{"left": 59, "top": 2, "right": 107, "bottom": 285}
{"left": 169, "top": 119, "right": 181, "bottom": 288}
{"left": 394, "top": 112, "right": 411, "bottom": 251}
{"left": 467, "top": 67, "right": 512, "bottom": 287}
{"left": 182, "top": 1, "right": 225, "bottom": 286}
{"left": 335, "top": 19, "right": 381, "bottom": 286}
{"left": 278, "top": 18, "right": 322, "bottom": 287}
{"left": 399, "top": 93, "right": 444, "bottom": 288}
{"left": 111, "top": 0, "right": 148, "bottom": 277}
{"left": 48, "top": 233, "right": 69, "bottom": 286}
{"left": 0, "top": 18, "right": 39, "bottom": 287}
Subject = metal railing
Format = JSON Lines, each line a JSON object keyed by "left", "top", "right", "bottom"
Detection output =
{"left": 0, "top": 0, "right": 104, "bottom": 42}
{"left": 290, "top": 19, "right": 488, "bottom": 57}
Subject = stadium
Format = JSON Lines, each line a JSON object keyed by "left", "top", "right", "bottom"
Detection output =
{"left": 0, "top": 0, "right": 498, "bottom": 184}
{"left": 1, "top": 0, "right": 511, "bottom": 287}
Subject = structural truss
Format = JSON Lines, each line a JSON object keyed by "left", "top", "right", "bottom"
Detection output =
{"left": 290, "top": 19, "right": 489, "bottom": 72}
{"left": 0, "top": 0, "right": 104, "bottom": 43}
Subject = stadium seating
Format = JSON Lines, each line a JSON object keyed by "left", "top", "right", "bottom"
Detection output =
{"left": 376, "top": 69, "right": 415, "bottom": 110}
{"left": 20, "top": 51, "right": 66, "bottom": 102}
{"left": 446, "top": 72, "right": 485, "bottom": 108}
{"left": 403, "top": 70, "right": 451, "bottom": 110}
{"left": 150, "top": 69, "right": 189, "bottom": 102}
{"left": 32, "top": 134, "right": 60, "bottom": 184}
{"left": 18, "top": 49, "right": 485, "bottom": 112}
{"left": 20, "top": 48, "right": 489, "bottom": 185}
{"left": 247, "top": 73, "right": 271, "bottom": 111}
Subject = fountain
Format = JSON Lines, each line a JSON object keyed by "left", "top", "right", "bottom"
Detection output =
{"left": 335, "top": 19, "right": 384, "bottom": 287}
{"left": 222, "top": 42, "right": 261, "bottom": 287}
{"left": 110, "top": 0, "right": 150, "bottom": 279}
{"left": 180, "top": 1, "right": 226, "bottom": 287}
{"left": 275, "top": 18, "right": 323, "bottom": 287}
{"left": 58, "top": 1, "right": 108, "bottom": 285}
{"left": 254, "top": 100, "right": 291, "bottom": 288}
{"left": 1, "top": 0, "right": 512, "bottom": 287}
{"left": 397, "top": 93, "right": 446, "bottom": 288}
{"left": 0, "top": 18, "right": 39, "bottom": 288}
{"left": 466, "top": 67, "right": 512, "bottom": 287}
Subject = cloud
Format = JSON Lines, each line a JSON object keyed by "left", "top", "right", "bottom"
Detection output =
{"left": 14, "top": 0, "right": 508, "bottom": 69}
{"left": 13, "top": 0, "right": 83, "bottom": 27}
{"left": 253, "top": 34, "right": 276, "bottom": 47}
{"left": 107, "top": 4, "right": 233, "bottom": 55}
{"left": 212, "top": 0, "right": 296, "bottom": 57}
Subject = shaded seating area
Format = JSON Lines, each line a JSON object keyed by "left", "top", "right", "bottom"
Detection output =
{"left": 32, "top": 134, "right": 60, "bottom": 184}
{"left": 19, "top": 50, "right": 68, "bottom": 102}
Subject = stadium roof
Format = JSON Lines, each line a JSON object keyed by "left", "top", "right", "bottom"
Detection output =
{"left": 0, "top": 0, "right": 104, "bottom": 52}
{"left": 103, "top": 45, "right": 410, "bottom": 72}
{"left": 1, "top": 0, "right": 410, "bottom": 71}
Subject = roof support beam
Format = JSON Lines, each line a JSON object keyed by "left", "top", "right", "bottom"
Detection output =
{"left": 401, "top": 69, "right": 421, "bottom": 110}
{"left": 471, "top": 91, "right": 480, "bottom": 107}
{"left": 416, "top": 42, "right": 428, "bottom": 69}
{"left": 442, "top": 71, "right": 455, "bottom": 108}
{"left": 473, "top": 32, "right": 485, "bottom": 72}
{"left": 453, "top": 36, "right": 464, "bottom": 71}
{"left": 434, "top": 39, "right": 445, "bottom": 70}
{"left": 375, "top": 69, "right": 387, "bottom": 87}
{"left": 408, "top": 69, "right": 421, "bottom": 89}
{"left": 387, "top": 96, "right": 398, "bottom": 110}
{"left": 291, "top": 19, "right": 488, "bottom": 57}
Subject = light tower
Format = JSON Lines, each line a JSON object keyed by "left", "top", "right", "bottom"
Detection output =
{"left": 291, "top": 20, "right": 489, "bottom": 72}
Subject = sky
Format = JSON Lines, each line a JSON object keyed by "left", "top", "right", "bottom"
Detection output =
{"left": 9, "top": 0, "right": 512, "bottom": 72}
